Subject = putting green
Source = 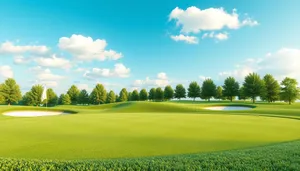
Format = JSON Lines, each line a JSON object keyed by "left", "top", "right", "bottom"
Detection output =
{"left": 0, "top": 112, "right": 299, "bottom": 160}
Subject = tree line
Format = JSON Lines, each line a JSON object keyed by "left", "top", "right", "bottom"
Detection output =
{"left": 0, "top": 73, "right": 299, "bottom": 106}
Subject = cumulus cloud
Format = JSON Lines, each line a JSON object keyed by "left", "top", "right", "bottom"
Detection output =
{"left": 170, "top": 34, "right": 199, "bottom": 44}
{"left": 132, "top": 72, "right": 170, "bottom": 89}
{"left": 28, "top": 66, "right": 65, "bottom": 87}
{"left": 84, "top": 63, "right": 130, "bottom": 80}
{"left": 169, "top": 6, "right": 258, "bottom": 33}
{"left": 0, "top": 65, "right": 14, "bottom": 78}
{"left": 202, "top": 32, "right": 229, "bottom": 40}
{"left": 0, "top": 41, "right": 49, "bottom": 55}
{"left": 34, "top": 54, "right": 72, "bottom": 69}
{"left": 58, "top": 34, "right": 123, "bottom": 61}
{"left": 13, "top": 56, "right": 31, "bottom": 65}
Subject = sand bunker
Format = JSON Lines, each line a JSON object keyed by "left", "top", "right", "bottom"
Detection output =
{"left": 204, "top": 106, "right": 253, "bottom": 111}
{"left": 3, "top": 111, "right": 65, "bottom": 117}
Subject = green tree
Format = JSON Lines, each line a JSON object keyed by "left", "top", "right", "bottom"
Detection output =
{"left": 280, "top": 77, "right": 300, "bottom": 105}
{"left": 78, "top": 89, "right": 89, "bottom": 105}
{"left": 0, "top": 78, "right": 22, "bottom": 105}
{"left": 201, "top": 79, "right": 216, "bottom": 101}
{"left": 148, "top": 88, "right": 156, "bottom": 101}
{"left": 115, "top": 95, "right": 120, "bottom": 102}
{"left": 89, "top": 84, "right": 107, "bottom": 105}
{"left": 188, "top": 81, "right": 201, "bottom": 101}
{"left": 243, "top": 73, "right": 265, "bottom": 103}
{"left": 106, "top": 90, "right": 116, "bottom": 103}
{"left": 46, "top": 88, "right": 58, "bottom": 106}
{"left": 174, "top": 84, "right": 186, "bottom": 100}
{"left": 155, "top": 87, "right": 164, "bottom": 101}
{"left": 131, "top": 90, "right": 139, "bottom": 101}
{"left": 67, "top": 85, "right": 80, "bottom": 104}
{"left": 127, "top": 92, "right": 132, "bottom": 101}
{"left": 0, "top": 94, "right": 5, "bottom": 104}
{"left": 139, "top": 89, "right": 148, "bottom": 101}
{"left": 119, "top": 88, "right": 128, "bottom": 102}
{"left": 238, "top": 86, "right": 248, "bottom": 101}
{"left": 222, "top": 77, "right": 239, "bottom": 102}
{"left": 25, "top": 85, "right": 44, "bottom": 106}
{"left": 62, "top": 94, "right": 71, "bottom": 105}
{"left": 261, "top": 74, "right": 280, "bottom": 103}
{"left": 164, "top": 85, "right": 174, "bottom": 101}
{"left": 58, "top": 94, "right": 64, "bottom": 105}
{"left": 215, "top": 86, "right": 223, "bottom": 101}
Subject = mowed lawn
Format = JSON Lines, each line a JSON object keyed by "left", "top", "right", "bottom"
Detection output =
{"left": 0, "top": 102, "right": 300, "bottom": 160}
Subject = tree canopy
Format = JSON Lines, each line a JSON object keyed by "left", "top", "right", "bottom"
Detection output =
{"left": 139, "top": 89, "right": 148, "bottom": 101}
{"left": 89, "top": 84, "right": 107, "bottom": 105}
{"left": 0, "top": 78, "right": 22, "bottom": 105}
{"left": 155, "top": 87, "right": 164, "bottom": 101}
{"left": 164, "top": 85, "right": 174, "bottom": 101}
{"left": 243, "top": 73, "right": 265, "bottom": 103}
{"left": 174, "top": 84, "right": 186, "bottom": 100}
{"left": 188, "top": 81, "right": 201, "bottom": 101}
{"left": 46, "top": 88, "right": 58, "bottom": 106}
{"left": 149, "top": 88, "right": 156, "bottom": 101}
{"left": 119, "top": 88, "right": 128, "bottom": 102}
{"left": 201, "top": 79, "right": 216, "bottom": 101}
{"left": 261, "top": 74, "right": 280, "bottom": 102}
{"left": 78, "top": 89, "right": 89, "bottom": 105}
{"left": 222, "top": 77, "right": 239, "bottom": 102}
{"left": 215, "top": 86, "right": 223, "bottom": 100}
{"left": 131, "top": 90, "right": 139, "bottom": 101}
{"left": 280, "top": 77, "right": 300, "bottom": 105}
{"left": 106, "top": 90, "right": 116, "bottom": 103}
{"left": 67, "top": 85, "right": 80, "bottom": 104}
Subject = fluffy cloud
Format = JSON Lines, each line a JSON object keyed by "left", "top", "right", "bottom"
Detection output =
{"left": 0, "top": 41, "right": 49, "bottom": 55}
{"left": 34, "top": 54, "right": 71, "bottom": 69}
{"left": 58, "top": 34, "right": 123, "bottom": 61}
{"left": 29, "top": 66, "right": 65, "bottom": 87}
{"left": 169, "top": 6, "right": 258, "bottom": 33}
{"left": 202, "top": 32, "right": 229, "bottom": 40}
{"left": 170, "top": 34, "right": 199, "bottom": 44}
{"left": 84, "top": 63, "right": 130, "bottom": 80}
{"left": 13, "top": 56, "right": 31, "bottom": 65}
{"left": 0, "top": 65, "right": 14, "bottom": 78}
{"left": 132, "top": 72, "right": 170, "bottom": 89}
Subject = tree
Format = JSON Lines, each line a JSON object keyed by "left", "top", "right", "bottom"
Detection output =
{"left": 174, "top": 84, "right": 186, "bottom": 100}
{"left": 89, "top": 84, "right": 107, "bottom": 105}
{"left": 164, "top": 85, "right": 174, "bottom": 101}
{"left": 0, "top": 78, "right": 22, "bottom": 105}
{"left": 23, "top": 85, "right": 43, "bottom": 106}
{"left": 261, "top": 74, "right": 280, "bottom": 103}
{"left": 222, "top": 77, "right": 239, "bottom": 102}
{"left": 139, "top": 89, "right": 148, "bottom": 101}
{"left": 155, "top": 87, "right": 164, "bottom": 101}
{"left": 201, "top": 79, "right": 216, "bottom": 101}
{"left": 62, "top": 94, "right": 71, "bottom": 105}
{"left": 215, "top": 86, "right": 223, "bottom": 101}
{"left": 243, "top": 73, "right": 265, "bottom": 103}
{"left": 131, "top": 90, "right": 139, "bottom": 101}
{"left": 188, "top": 81, "right": 201, "bottom": 101}
{"left": 46, "top": 88, "right": 58, "bottom": 106}
{"left": 78, "top": 89, "right": 89, "bottom": 105}
{"left": 238, "top": 86, "right": 248, "bottom": 101}
{"left": 58, "top": 94, "right": 64, "bottom": 105}
{"left": 280, "top": 77, "right": 300, "bottom": 105}
{"left": 67, "top": 85, "right": 80, "bottom": 104}
{"left": 119, "top": 88, "right": 128, "bottom": 102}
{"left": 115, "top": 95, "right": 121, "bottom": 102}
{"left": 106, "top": 90, "right": 116, "bottom": 103}
{"left": 0, "top": 94, "right": 5, "bottom": 104}
{"left": 127, "top": 92, "right": 132, "bottom": 101}
{"left": 149, "top": 88, "right": 156, "bottom": 101}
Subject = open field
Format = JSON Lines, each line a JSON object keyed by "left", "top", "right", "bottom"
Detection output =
{"left": 0, "top": 101, "right": 300, "bottom": 170}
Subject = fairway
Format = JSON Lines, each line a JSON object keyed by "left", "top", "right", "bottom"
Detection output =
{"left": 0, "top": 103, "right": 300, "bottom": 160}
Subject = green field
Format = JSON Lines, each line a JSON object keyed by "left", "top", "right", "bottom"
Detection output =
{"left": 0, "top": 101, "right": 300, "bottom": 170}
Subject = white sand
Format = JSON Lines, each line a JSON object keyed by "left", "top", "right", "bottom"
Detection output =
{"left": 204, "top": 106, "right": 252, "bottom": 111}
{"left": 3, "top": 111, "right": 65, "bottom": 117}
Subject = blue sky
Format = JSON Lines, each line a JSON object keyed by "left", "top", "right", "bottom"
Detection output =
{"left": 0, "top": 0, "right": 300, "bottom": 95}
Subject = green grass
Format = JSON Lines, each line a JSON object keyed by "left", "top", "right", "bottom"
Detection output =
{"left": 0, "top": 101, "right": 300, "bottom": 170}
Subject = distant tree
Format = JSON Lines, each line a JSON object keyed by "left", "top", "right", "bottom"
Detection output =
{"left": 58, "top": 94, "right": 64, "bottom": 105}
{"left": 238, "top": 86, "right": 248, "bottom": 101}
{"left": 22, "top": 92, "right": 34, "bottom": 106}
{"left": 222, "top": 77, "right": 239, "bottom": 102}
{"left": 46, "top": 88, "right": 58, "bottom": 106}
{"left": 127, "top": 92, "right": 132, "bottom": 101}
{"left": 243, "top": 73, "right": 265, "bottom": 103}
{"left": 155, "top": 87, "right": 164, "bottom": 101}
{"left": 261, "top": 74, "right": 280, "bottom": 103}
{"left": 131, "top": 90, "right": 140, "bottom": 101}
{"left": 139, "top": 89, "right": 148, "bottom": 101}
{"left": 215, "top": 86, "right": 223, "bottom": 101}
{"left": 67, "top": 85, "right": 80, "bottom": 104}
{"left": 89, "top": 84, "right": 107, "bottom": 105}
{"left": 174, "top": 84, "right": 186, "bottom": 100}
{"left": 280, "top": 77, "right": 300, "bottom": 105}
{"left": 78, "top": 89, "right": 89, "bottom": 105}
{"left": 188, "top": 81, "right": 201, "bottom": 101}
{"left": 24, "top": 85, "right": 44, "bottom": 106}
{"left": 164, "top": 85, "right": 174, "bottom": 101}
{"left": 115, "top": 95, "right": 121, "bottom": 102}
{"left": 0, "top": 78, "right": 22, "bottom": 105}
{"left": 119, "top": 88, "right": 128, "bottom": 102}
{"left": 201, "top": 79, "right": 216, "bottom": 101}
{"left": 149, "top": 88, "right": 156, "bottom": 101}
{"left": 62, "top": 94, "right": 71, "bottom": 105}
{"left": 106, "top": 90, "right": 116, "bottom": 103}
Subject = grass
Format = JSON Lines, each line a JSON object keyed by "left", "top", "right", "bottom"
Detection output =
{"left": 0, "top": 101, "right": 300, "bottom": 170}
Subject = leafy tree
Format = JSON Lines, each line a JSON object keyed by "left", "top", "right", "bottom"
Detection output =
{"left": 0, "top": 78, "right": 22, "bottom": 105}
{"left": 164, "top": 85, "right": 174, "bottom": 101}
{"left": 155, "top": 87, "right": 164, "bottom": 101}
{"left": 261, "top": 74, "right": 280, "bottom": 103}
{"left": 215, "top": 86, "right": 223, "bottom": 101}
{"left": 128, "top": 92, "right": 132, "bottom": 101}
{"left": 131, "top": 90, "right": 139, "bottom": 101}
{"left": 188, "top": 81, "right": 201, "bottom": 101}
{"left": 46, "top": 88, "right": 58, "bottom": 106}
{"left": 106, "top": 90, "right": 116, "bottom": 103}
{"left": 201, "top": 79, "right": 216, "bottom": 101}
{"left": 222, "top": 77, "right": 239, "bottom": 102}
{"left": 139, "top": 89, "right": 148, "bottom": 101}
{"left": 149, "top": 88, "right": 156, "bottom": 101}
{"left": 243, "top": 73, "right": 265, "bottom": 103}
{"left": 67, "top": 85, "right": 80, "bottom": 104}
{"left": 58, "top": 94, "right": 64, "bottom": 105}
{"left": 0, "top": 94, "right": 5, "bottom": 104}
{"left": 280, "top": 77, "right": 300, "bottom": 105}
{"left": 115, "top": 95, "right": 121, "bottom": 102}
{"left": 62, "top": 94, "right": 71, "bottom": 105}
{"left": 119, "top": 88, "right": 128, "bottom": 102}
{"left": 174, "top": 84, "right": 186, "bottom": 100}
{"left": 238, "top": 86, "right": 248, "bottom": 101}
{"left": 89, "top": 84, "right": 107, "bottom": 105}
{"left": 23, "top": 85, "right": 44, "bottom": 106}
{"left": 78, "top": 89, "right": 89, "bottom": 105}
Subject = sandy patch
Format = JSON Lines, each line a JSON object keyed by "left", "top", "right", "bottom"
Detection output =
{"left": 204, "top": 106, "right": 252, "bottom": 111}
{"left": 3, "top": 111, "right": 65, "bottom": 117}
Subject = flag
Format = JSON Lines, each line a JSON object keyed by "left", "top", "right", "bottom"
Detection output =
{"left": 41, "top": 86, "right": 47, "bottom": 102}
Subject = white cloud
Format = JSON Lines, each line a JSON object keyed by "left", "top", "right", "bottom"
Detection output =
{"left": 157, "top": 72, "right": 168, "bottom": 80}
{"left": 74, "top": 68, "right": 87, "bottom": 73}
{"left": 202, "top": 32, "right": 229, "bottom": 40}
{"left": 77, "top": 83, "right": 89, "bottom": 91}
{"left": 0, "top": 65, "right": 13, "bottom": 78}
{"left": 199, "top": 75, "right": 211, "bottom": 81}
{"left": 0, "top": 41, "right": 49, "bottom": 55}
{"left": 34, "top": 54, "right": 72, "bottom": 69}
{"left": 28, "top": 66, "right": 64, "bottom": 88}
{"left": 36, "top": 69, "right": 65, "bottom": 81}
{"left": 170, "top": 34, "right": 198, "bottom": 44}
{"left": 13, "top": 56, "right": 31, "bottom": 65}
{"left": 84, "top": 63, "right": 130, "bottom": 80}
{"left": 169, "top": 6, "right": 258, "bottom": 33}
{"left": 132, "top": 72, "right": 170, "bottom": 88}
{"left": 58, "top": 34, "right": 123, "bottom": 61}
